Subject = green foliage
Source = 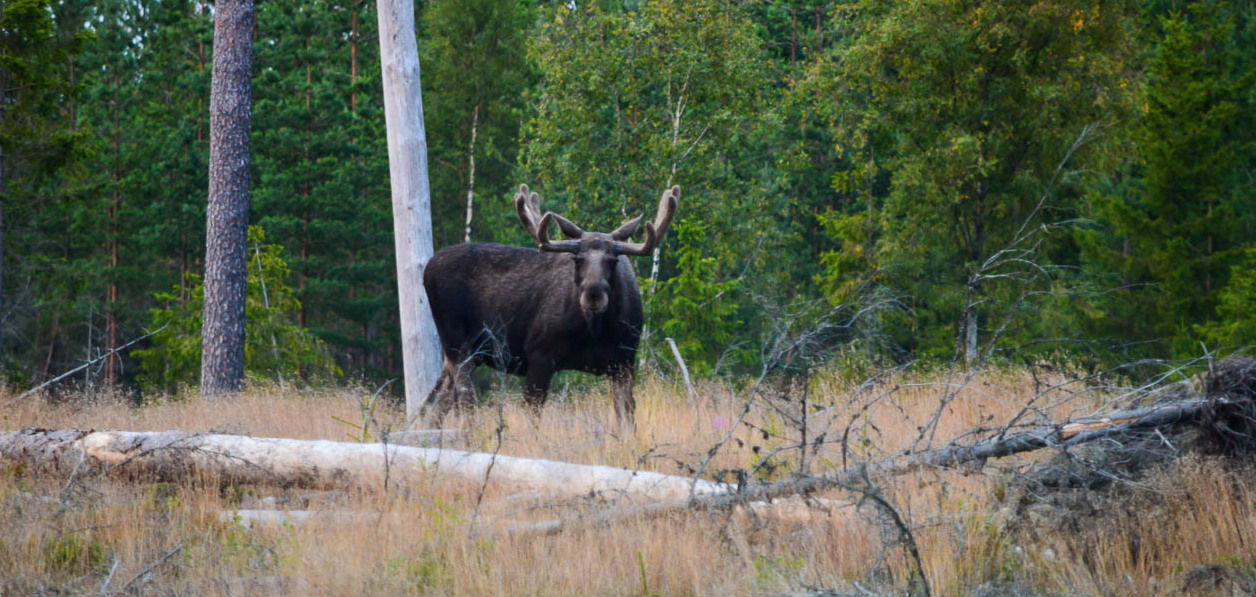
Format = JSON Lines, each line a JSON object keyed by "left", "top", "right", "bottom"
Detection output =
{"left": 0, "top": 0, "right": 88, "bottom": 176}
{"left": 815, "top": 209, "right": 877, "bottom": 306}
{"left": 816, "top": 0, "right": 1138, "bottom": 358}
{"left": 0, "top": 0, "right": 92, "bottom": 380}
{"left": 251, "top": 0, "right": 398, "bottom": 379}
{"left": 421, "top": 0, "right": 533, "bottom": 247}
{"left": 1078, "top": 1, "right": 1254, "bottom": 356}
{"left": 135, "top": 227, "right": 340, "bottom": 393}
{"left": 654, "top": 219, "right": 741, "bottom": 376}
{"left": 1197, "top": 249, "right": 1256, "bottom": 351}
{"left": 41, "top": 533, "right": 111, "bottom": 575}
{"left": 520, "top": 0, "right": 769, "bottom": 270}
{"left": 7, "top": 0, "right": 1256, "bottom": 389}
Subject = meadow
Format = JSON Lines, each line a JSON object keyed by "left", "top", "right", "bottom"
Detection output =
{"left": 3, "top": 366, "right": 1254, "bottom": 596}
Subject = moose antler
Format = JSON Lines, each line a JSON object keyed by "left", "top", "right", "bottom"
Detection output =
{"left": 514, "top": 184, "right": 581, "bottom": 252}
{"left": 513, "top": 184, "right": 543, "bottom": 239}
{"left": 613, "top": 185, "right": 680, "bottom": 256}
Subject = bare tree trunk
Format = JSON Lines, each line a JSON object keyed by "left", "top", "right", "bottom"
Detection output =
{"left": 103, "top": 118, "right": 121, "bottom": 390}
{"left": 0, "top": 144, "right": 5, "bottom": 367}
{"left": 964, "top": 309, "right": 978, "bottom": 365}
{"left": 351, "top": 6, "right": 359, "bottom": 114}
{"left": 0, "top": 75, "right": 6, "bottom": 366}
{"left": 376, "top": 0, "right": 442, "bottom": 420}
{"left": 201, "top": 0, "right": 255, "bottom": 396}
{"left": 463, "top": 104, "right": 478, "bottom": 243}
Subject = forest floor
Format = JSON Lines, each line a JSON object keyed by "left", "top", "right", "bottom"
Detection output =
{"left": 3, "top": 366, "right": 1255, "bottom": 596}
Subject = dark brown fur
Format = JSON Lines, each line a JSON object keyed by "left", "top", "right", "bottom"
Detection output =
{"left": 420, "top": 185, "right": 679, "bottom": 427}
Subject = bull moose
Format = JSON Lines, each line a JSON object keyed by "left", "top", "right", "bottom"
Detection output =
{"left": 420, "top": 183, "right": 680, "bottom": 426}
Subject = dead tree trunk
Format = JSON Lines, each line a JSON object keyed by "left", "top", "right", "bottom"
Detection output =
{"left": 201, "top": 0, "right": 255, "bottom": 396}
{"left": 0, "top": 429, "right": 729, "bottom": 501}
{"left": 377, "top": 0, "right": 442, "bottom": 420}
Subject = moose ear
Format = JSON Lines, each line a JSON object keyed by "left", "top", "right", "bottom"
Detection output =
{"left": 610, "top": 214, "right": 643, "bottom": 241}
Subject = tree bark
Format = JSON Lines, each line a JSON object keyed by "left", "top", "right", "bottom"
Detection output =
{"left": 104, "top": 129, "right": 121, "bottom": 390}
{"left": 351, "top": 6, "right": 359, "bottom": 114}
{"left": 201, "top": 0, "right": 255, "bottom": 396}
{"left": 376, "top": 0, "right": 442, "bottom": 420}
{"left": 0, "top": 73, "right": 6, "bottom": 365}
{"left": 0, "top": 144, "right": 5, "bottom": 367}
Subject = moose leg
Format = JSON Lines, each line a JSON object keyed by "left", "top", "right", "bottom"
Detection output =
{"left": 453, "top": 361, "right": 476, "bottom": 412}
{"left": 522, "top": 359, "right": 555, "bottom": 415}
{"left": 610, "top": 365, "right": 636, "bottom": 429}
{"left": 419, "top": 355, "right": 463, "bottom": 425}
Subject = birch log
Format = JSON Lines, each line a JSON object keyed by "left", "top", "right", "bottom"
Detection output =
{"left": 0, "top": 429, "right": 728, "bottom": 501}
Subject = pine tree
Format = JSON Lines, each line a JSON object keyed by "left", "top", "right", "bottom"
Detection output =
{"left": 252, "top": 0, "right": 400, "bottom": 379}
{"left": 1079, "top": 2, "right": 1253, "bottom": 356}
{"left": 0, "top": 0, "right": 88, "bottom": 383}
{"left": 421, "top": 0, "right": 532, "bottom": 248}
{"left": 202, "top": 0, "right": 255, "bottom": 395}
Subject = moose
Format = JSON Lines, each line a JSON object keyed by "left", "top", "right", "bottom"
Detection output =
{"left": 420, "top": 183, "right": 680, "bottom": 427}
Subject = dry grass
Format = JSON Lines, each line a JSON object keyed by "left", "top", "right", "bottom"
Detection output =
{"left": 3, "top": 368, "right": 1255, "bottom": 596}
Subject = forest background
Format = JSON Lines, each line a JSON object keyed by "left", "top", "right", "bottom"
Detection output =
{"left": 1, "top": 0, "right": 1253, "bottom": 397}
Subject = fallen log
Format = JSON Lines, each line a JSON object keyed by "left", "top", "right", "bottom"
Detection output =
{"left": 7, "top": 358, "right": 1253, "bottom": 537}
{"left": 0, "top": 400, "right": 1231, "bottom": 513}
{"left": 0, "top": 429, "right": 729, "bottom": 502}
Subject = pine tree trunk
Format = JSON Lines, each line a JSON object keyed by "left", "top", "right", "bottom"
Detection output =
{"left": 376, "top": 0, "right": 442, "bottom": 420}
{"left": 0, "top": 149, "right": 5, "bottom": 367}
{"left": 103, "top": 113, "right": 122, "bottom": 390}
{"left": 201, "top": 0, "right": 255, "bottom": 396}
{"left": 0, "top": 75, "right": 6, "bottom": 365}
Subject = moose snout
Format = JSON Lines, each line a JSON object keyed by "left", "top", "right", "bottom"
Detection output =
{"left": 580, "top": 283, "right": 610, "bottom": 315}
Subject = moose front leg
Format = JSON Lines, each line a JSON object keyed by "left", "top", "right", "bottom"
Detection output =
{"left": 453, "top": 360, "right": 477, "bottom": 411}
{"left": 522, "top": 358, "right": 555, "bottom": 414}
{"left": 610, "top": 365, "right": 636, "bottom": 429}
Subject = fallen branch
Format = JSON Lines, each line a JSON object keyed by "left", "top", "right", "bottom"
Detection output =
{"left": 510, "top": 394, "right": 1238, "bottom": 536}
{"left": 2, "top": 325, "right": 167, "bottom": 408}
{"left": 0, "top": 429, "right": 730, "bottom": 501}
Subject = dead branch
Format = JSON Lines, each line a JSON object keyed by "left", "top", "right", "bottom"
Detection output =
{"left": 2, "top": 325, "right": 167, "bottom": 407}
{"left": 510, "top": 390, "right": 1245, "bottom": 536}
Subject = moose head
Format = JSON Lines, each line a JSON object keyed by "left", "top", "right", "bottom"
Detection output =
{"left": 513, "top": 184, "right": 679, "bottom": 318}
